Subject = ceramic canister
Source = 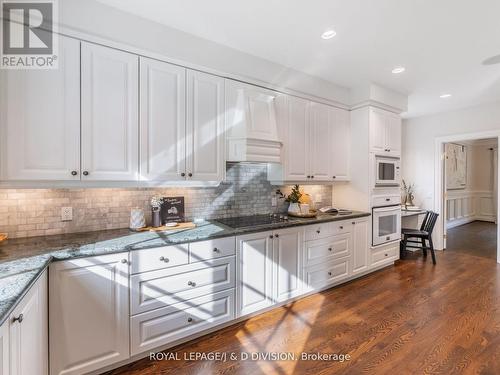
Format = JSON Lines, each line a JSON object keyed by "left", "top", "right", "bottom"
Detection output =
{"left": 130, "top": 208, "right": 146, "bottom": 230}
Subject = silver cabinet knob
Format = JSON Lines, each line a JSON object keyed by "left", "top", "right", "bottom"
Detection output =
{"left": 274, "top": 234, "right": 279, "bottom": 238}
{"left": 328, "top": 272, "right": 332, "bottom": 276}
{"left": 339, "top": 226, "right": 344, "bottom": 230}
{"left": 159, "top": 256, "right": 169, "bottom": 263}
{"left": 83, "top": 171, "right": 89, "bottom": 176}
{"left": 269, "top": 235, "right": 274, "bottom": 239}
{"left": 213, "top": 247, "right": 220, "bottom": 253}
{"left": 316, "top": 229, "right": 321, "bottom": 234}
{"left": 181, "top": 172, "right": 186, "bottom": 177}
{"left": 187, "top": 317, "right": 193, "bottom": 323}
{"left": 328, "top": 247, "right": 332, "bottom": 252}
{"left": 188, "top": 173, "right": 193, "bottom": 177}
{"left": 187, "top": 281, "right": 196, "bottom": 287}
{"left": 13, "top": 314, "right": 23, "bottom": 323}
{"left": 71, "top": 170, "right": 78, "bottom": 176}
{"left": 121, "top": 259, "right": 128, "bottom": 264}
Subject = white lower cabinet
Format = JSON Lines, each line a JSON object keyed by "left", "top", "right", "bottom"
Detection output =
{"left": 0, "top": 321, "right": 8, "bottom": 375}
{"left": 370, "top": 242, "right": 400, "bottom": 267}
{"left": 130, "top": 290, "right": 234, "bottom": 355}
{"left": 351, "top": 218, "right": 370, "bottom": 275}
{"left": 303, "top": 257, "right": 350, "bottom": 290}
{"left": 9, "top": 271, "right": 48, "bottom": 375}
{"left": 274, "top": 227, "right": 303, "bottom": 302}
{"left": 236, "top": 231, "right": 275, "bottom": 316}
{"left": 49, "top": 253, "right": 130, "bottom": 375}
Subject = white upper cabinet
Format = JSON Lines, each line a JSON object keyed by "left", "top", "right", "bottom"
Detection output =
{"left": 49, "top": 253, "right": 130, "bottom": 375}
{"left": 330, "top": 107, "right": 351, "bottom": 181}
{"left": 225, "top": 80, "right": 281, "bottom": 163}
{"left": 284, "top": 96, "right": 310, "bottom": 180}
{"left": 369, "top": 107, "right": 401, "bottom": 156}
{"left": 0, "top": 35, "right": 80, "bottom": 181}
{"left": 186, "top": 70, "right": 224, "bottom": 181}
{"left": 139, "top": 58, "right": 186, "bottom": 181}
{"left": 309, "top": 102, "right": 331, "bottom": 181}
{"left": 9, "top": 271, "right": 48, "bottom": 375}
{"left": 81, "top": 42, "right": 139, "bottom": 181}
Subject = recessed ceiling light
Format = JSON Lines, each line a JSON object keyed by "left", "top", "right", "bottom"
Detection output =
{"left": 440, "top": 94, "right": 452, "bottom": 98}
{"left": 321, "top": 30, "right": 337, "bottom": 40}
{"left": 391, "top": 66, "right": 406, "bottom": 74}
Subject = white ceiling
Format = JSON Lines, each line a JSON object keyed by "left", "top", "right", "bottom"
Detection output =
{"left": 95, "top": 0, "right": 500, "bottom": 118}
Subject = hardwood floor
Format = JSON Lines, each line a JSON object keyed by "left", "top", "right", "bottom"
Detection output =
{"left": 107, "top": 251, "right": 500, "bottom": 375}
{"left": 447, "top": 221, "right": 497, "bottom": 260}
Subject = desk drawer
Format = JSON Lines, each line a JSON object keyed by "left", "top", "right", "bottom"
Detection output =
{"left": 371, "top": 244, "right": 399, "bottom": 266}
{"left": 130, "top": 290, "right": 234, "bottom": 355}
{"left": 130, "top": 244, "right": 189, "bottom": 274}
{"left": 130, "top": 257, "right": 235, "bottom": 314}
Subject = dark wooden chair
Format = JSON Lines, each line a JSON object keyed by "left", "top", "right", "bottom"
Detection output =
{"left": 400, "top": 211, "right": 439, "bottom": 264}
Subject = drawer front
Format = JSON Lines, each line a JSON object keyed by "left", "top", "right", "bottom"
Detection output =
{"left": 131, "top": 257, "right": 235, "bottom": 314}
{"left": 305, "top": 223, "right": 333, "bottom": 241}
{"left": 330, "top": 220, "right": 352, "bottom": 236}
{"left": 304, "top": 257, "right": 350, "bottom": 290}
{"left": 371, "top": 245, "right": 399, "bottom": 266}
{"left": 189, "top": 237, "right": 236, "bottom": 263}
{"left": 131, "top": 244, "right": 189, "bottom": 274}
{"left": 304, "top": 233, "right": 351, "bottom": 266}
{"left": 372, "top": 195, "right": 400, "bottom": 207}
{"left": 130, "top": 290, "right": 234, "bottom": 355}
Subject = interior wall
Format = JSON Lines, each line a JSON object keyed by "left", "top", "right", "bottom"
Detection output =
{"left": 402, "top": 100, "right": 500, "bottom": 211}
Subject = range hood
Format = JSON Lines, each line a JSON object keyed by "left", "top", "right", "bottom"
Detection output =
{"left": 225, "top": 80, "right": 282, "bottom": 163}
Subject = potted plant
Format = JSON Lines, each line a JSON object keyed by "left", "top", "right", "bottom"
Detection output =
{"left": 284, "top": 185, "right": 303, "bottom": 214}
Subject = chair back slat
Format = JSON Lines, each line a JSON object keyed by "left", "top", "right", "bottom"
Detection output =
{"left": 424, "top": 211, "right": 439, "bottom": 234}
{"left": 419, "top": 211, "right": 430, "bottom": 231}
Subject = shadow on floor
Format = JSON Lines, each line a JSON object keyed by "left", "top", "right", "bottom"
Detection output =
{"left": 446, "top": 221, "right": 497, "bottom": 260}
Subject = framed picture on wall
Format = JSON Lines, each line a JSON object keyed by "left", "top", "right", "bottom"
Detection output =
{"left": 445, "top": 143, "right": 467, "bottom": 190}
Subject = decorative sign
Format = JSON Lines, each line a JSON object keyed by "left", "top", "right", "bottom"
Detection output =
{"left": 446, "top": 143, "right": 467, "bottom": 190}
{"left": 161, "top": 197, "right": 185, "bottom": 223}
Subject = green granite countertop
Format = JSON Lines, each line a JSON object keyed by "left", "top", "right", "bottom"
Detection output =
{"left": 0, "top": 211, "right": 370, "bottom": 325}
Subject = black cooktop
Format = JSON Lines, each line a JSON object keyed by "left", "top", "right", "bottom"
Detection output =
{"left": 216, "top": 214, "right": 294, "bottom": 229}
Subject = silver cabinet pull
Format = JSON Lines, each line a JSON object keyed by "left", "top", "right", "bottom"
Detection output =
{"left": 159, "top": 256, "right": 169, "bottom": 263}
{"left": 13, "top": 314, "right": 23, "bottom": 323}
{"left": 187, "top": 281, "right": 196, "bottom": 287}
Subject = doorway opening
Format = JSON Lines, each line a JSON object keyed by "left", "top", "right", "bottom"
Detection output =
{"left": 434, "top": 131, "right": 500, "bottom": 263}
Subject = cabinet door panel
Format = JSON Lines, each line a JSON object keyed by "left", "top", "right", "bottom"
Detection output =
{"left": 9, "top": 271, "right": 47, "bottom": 375}
{"left": 49, "top": 253, "right": 129, "bottom": 375}
{"left": 369, "top": 108, "right": 386, "bottom": 154}
{"left": 274, "top": 228, "right": 303, "bottom": 302}
{"left": 186, "top": 70, "right": 224, "bottom": 181}
{"left": 0, "top": 35, "right": 80, "bottom": 180}
{"left": 81, "top": 42, "right": 139, "bottom": 180}
{"left": 309, "top": 103, "right": 331, "bottom": 180}
{"left": 140, "top": 58, "right": 186, "bottom": 180}
{"left": 285, "top": 96, "right": 309, "bottom": 180}
{"left": 386, "top": 113, "right": 401, "bottom": 156}
{"left": 352, "top": 219, "right": 369, "bottom": 275}
{"left": 0, "top": 321, "right": 7, "bottom": 375}
{"left": 237, "top": 232, "right": 274, "bottom": 316}
{"left": 330, "top": 108, "right": 350, "bottom": 180}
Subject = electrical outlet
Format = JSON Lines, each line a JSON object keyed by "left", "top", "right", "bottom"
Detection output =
{"left": 271, "top": 197, "right": 277, "bottom": 207}
{"left": 61, "top": 207, "right": 73, "bottom": 221}
{"left": 314, "top": 194, "right": 322, "bottom": 203}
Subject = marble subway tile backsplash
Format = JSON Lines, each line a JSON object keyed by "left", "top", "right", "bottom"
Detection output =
{"left": 0, "top": 163, "right": 333, "bottom": 239}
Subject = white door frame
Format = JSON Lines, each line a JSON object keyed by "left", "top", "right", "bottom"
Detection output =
{"left": 434, "top": 130, "right": 500, "bottom": 264}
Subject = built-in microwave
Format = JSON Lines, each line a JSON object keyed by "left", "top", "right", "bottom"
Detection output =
{"left": 375, "top": 156, "right": 401, "bottom": 186}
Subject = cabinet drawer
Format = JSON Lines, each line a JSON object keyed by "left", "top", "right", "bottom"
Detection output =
{"left": 304, "top": 233, "right": 351, "bottom": 266}
{"left": 131, "top": 244, "right": 189, "bottom": 274}
{"left": 189, "top": 237, "right": 235, "bottom": 263}
{"left": 303, "top": 257, "right": 350, "bottom": 290}
{"left": 130, "top": 290, "right": 234, "bottom": 355}
{"left": 371, "top": 244, "right": 399, "bottom": 266}
{"left": 330, "top": 220, "right": 351, "bottom": 236}
{"left": 372, "top": 195, "right": 400, "bottom": 207}
{"left": 130, "top": 257, "right": 235, "bottom": 314}
{"left": 305, "top": 223, "right": 333, "bottom": 241}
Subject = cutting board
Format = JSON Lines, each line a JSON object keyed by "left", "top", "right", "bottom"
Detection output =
{"left": 136, "top": 222, "right": 196, "bottom": 232}
{"left": 0, "top": 233, "right": 7, "bottom": 243}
